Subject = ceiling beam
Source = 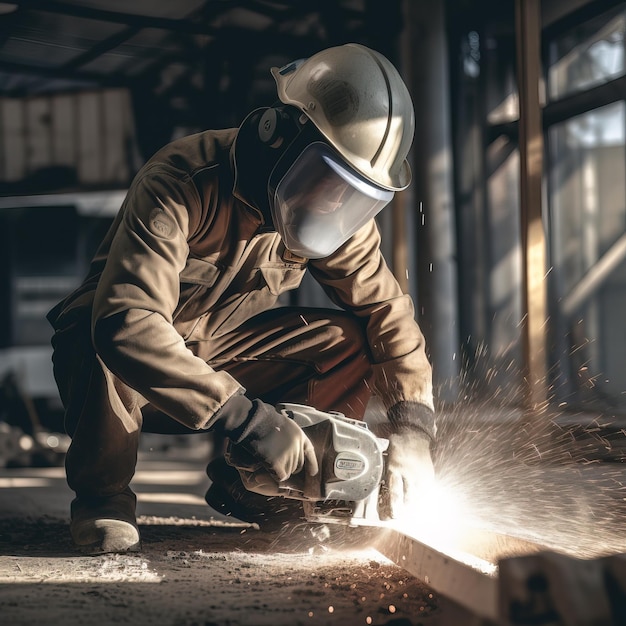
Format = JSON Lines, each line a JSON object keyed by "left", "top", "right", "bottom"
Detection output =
{"left": 0, "top": 58, "right": 125, "bottom": 89}
{"left": 62, "top": 25, "right": 140, "bottom": 71}
{"left": 13, "top": 0, "right": 219, "bottom": 34}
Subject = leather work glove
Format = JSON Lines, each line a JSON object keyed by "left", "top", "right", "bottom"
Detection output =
{"left": 215, "top": 395, "right": 319, "bottom": 482}
{"left": 381, "top": 401, "right": 436, "bottom": 520}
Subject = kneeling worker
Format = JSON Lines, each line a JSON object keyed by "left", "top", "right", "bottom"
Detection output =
{"left": 47, "top": 43, "right": 436, "bottom": 553}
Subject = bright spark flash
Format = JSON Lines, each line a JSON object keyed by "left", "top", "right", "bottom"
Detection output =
{"left": 410, "top": 398, "right": 626, "bottom": 562}
{"left": 390, "top": 480, "right": 498, "bottom": 575}
{"left": 366, "top": 363, "right": 626, "bottom": 566}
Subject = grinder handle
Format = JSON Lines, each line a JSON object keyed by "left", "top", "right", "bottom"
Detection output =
{"left": 225, "top": 418, "right": 329, "bottom": 500}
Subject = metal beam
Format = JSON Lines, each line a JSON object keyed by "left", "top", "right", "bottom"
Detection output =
{"left": 62, "top": 25, "right": 140, "bottom": 72}
{"left": 562, "top": 233, "right": 626, "bottom": 317}
{"left": 0, "top": 59, "right": 120, "bottom": 88}
{"left": 375, "top": 526, "right": 626, "bottom": 624}
{"left": 374, "top": 526, "right": 546, "bottom": 622}
{"left": 0, "top": 59, "right": 123, "bottom": 88}
{"left": 542, "top": 74, "right": 626, "bottom": 127}
{"left": 13, "top": 0, "right": 218, "bottom": 34}
{"left": 375, "top": 528, "right": 499, "bottom": 621}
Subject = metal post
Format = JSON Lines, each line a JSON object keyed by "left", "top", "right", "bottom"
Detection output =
{"left": 405, "top": 0, "right": 460, "bottom": 402}
{"left": 515, "top": 0, "right": 549, "bottom": 411}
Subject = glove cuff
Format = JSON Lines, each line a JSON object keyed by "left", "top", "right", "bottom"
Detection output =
{"left": 229, "top": 399, "right": 282, "bottom": 447}
{"left": 213, "top": 394, "right": 254, "bottom": 439}
{"left": 387, "top": 401, "right": 436, "bottom": 442}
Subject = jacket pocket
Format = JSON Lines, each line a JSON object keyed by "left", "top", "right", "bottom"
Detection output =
{"left": 174, "top": 258, "right": 221, "bottom": 324}
{"left": 179, "top": 257, "right": 221, "bottom": 286}
{"left": 258, "top": 263, "right": 306, "bottom": 296}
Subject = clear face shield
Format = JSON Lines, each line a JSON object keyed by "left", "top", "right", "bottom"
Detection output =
{"left": 268, "top": 142, "right": 394, "bottom": 259}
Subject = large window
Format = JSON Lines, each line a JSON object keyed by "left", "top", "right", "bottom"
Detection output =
{"left": 546, "top": 4, "right": 626, "bottom": 413}
{"left": 448, "top": 0, "right": 626, "bottom": 414}
{"left": 548, "top": 5, "right": 625, "bottom": 100}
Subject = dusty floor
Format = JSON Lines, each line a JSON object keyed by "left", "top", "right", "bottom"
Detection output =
{"left": 0, "top": 440, "right": 475, "bottom": 626}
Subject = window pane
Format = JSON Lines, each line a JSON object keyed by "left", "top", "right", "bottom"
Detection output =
{"left": 548, "top": 8, "right": 625, "bottom": 101}
{"left": 548, "top": 102, "right": 626, "bottom": 411}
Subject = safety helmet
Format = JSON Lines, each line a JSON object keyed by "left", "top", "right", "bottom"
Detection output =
{"left": 259, "top": 44, "right": 414, "bottom": 259}
{"left": 271, "top": 43, "right": 415, "bottom": 191}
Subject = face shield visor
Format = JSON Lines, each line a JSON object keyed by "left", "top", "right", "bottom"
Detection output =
{"left": 268, "top": 141, "right": 394, "bottom": 259}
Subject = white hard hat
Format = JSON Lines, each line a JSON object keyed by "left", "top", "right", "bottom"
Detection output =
{"left": 271, "top": 43, "right": 415, "bottom": 191}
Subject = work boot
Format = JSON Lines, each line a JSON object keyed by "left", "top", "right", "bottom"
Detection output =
{"left": 205, "top": 458, "right": 304, "bottom": 530}
{"left": 70, "top": 487, "right": 141, "bottom": 554}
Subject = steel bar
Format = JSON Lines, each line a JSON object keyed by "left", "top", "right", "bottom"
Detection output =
{"left": 374, "top": 526, "right": 546, "bottom": 622}
{"left": 376, "top": 527, "right": 626, "bottom": 624}
{"left": 375, "top": 527, "right": 499, "bottom": 621}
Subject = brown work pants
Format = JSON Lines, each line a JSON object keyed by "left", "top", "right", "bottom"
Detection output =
{"left": 51, "top": 307, "right": 374, "bottom": 499}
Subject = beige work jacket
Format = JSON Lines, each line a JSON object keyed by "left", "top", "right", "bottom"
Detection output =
{"left": 48, "top": 128, "right": 433, "bottom": 430}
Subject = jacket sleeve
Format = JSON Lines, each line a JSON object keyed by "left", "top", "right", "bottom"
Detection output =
{"left": 308, "top": 219, "right": 434, "bottom": 412}
{"left": 91, "top": 165, "right": 242, "bottom": 430}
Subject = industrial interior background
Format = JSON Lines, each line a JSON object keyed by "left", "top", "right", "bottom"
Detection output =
{"left": 0, "top": 0, "right": 626, "bottom": 624}
{"left": 1, "top": 0, "right": 625, "bottom": 447}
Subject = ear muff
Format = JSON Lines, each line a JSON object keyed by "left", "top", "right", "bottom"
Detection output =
{"left": 258, "top": 108, "right": 281, "bottom": 146}
{"left": 257, "top": 105, "right": 303, "bottom": 148}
